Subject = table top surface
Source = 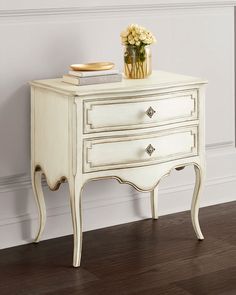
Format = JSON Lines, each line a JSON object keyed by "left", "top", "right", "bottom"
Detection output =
{"left": 30, "top": 70, "right": 207, "bottom": 96}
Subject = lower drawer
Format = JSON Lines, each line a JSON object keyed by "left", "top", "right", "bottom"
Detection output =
{"left": 83, "top": 126, "right": 198, "bottom": 172}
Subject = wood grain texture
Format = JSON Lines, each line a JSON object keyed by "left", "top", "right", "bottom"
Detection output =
{"left": 1, "top": 201, "right": 236, "bottom": 294}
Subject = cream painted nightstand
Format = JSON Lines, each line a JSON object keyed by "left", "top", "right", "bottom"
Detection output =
{"left": 30, "top": 71, "right": 207, "bottom": 267}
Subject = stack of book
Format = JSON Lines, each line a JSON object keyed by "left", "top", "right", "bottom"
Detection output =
{"left": 62, "top": 69, "right": 122, "bottom": 86}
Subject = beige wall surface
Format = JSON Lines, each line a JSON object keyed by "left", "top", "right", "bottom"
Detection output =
{"left": 0, "top": 0, "right": 235, "bottom": 248}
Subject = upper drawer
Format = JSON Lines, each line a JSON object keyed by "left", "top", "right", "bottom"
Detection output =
{"left": 83, "top": 89, "right": 198, "bottom": 133}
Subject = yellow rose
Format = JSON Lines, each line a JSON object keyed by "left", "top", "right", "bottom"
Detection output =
{"left": 121, "top": 24, "right": 156, "bottom": 46}
{"left": 120, "top": 30, "right": 128, "bottom": 38}
{"left": 139, "top": 34, "right": 146, "bottom": 41}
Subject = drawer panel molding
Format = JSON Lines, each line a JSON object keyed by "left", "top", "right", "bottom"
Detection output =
{"left": 84, "top": 126, "right": 198, "bottom": 172}
{"left": 83, "top": 89, "right": 198, "bottom": 133}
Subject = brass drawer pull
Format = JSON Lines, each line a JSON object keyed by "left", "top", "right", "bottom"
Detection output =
{"left": 146, "top": 144, "right": 155, "bottom": 156}
{"left": 146, "top": 106, "right": 156, "bottom": 118}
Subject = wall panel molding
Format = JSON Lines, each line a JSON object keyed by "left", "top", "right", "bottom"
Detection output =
{"left": 0, "top": 171, "right": 236, "bottom": 226}
{"left": 0, "top": 174, "right": 31, "bottom": 193}
{"left": 1, "top": 173, "right": 236, "bottom": 228}
{"left": 0, "top": 1, "right": 236, "bottom": 19}
{"left": 205, "top": 141, "right": 234, "bottom": 151}
{"left": 0, "top": 142, "right": 234, "bottom": 193}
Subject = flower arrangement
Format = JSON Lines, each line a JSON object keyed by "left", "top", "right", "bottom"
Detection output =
{"left": 120, "top": 24, "right": 156, "bottom": 79}
{"left": 120, "top": 24, "right": 156, "bottom": 46}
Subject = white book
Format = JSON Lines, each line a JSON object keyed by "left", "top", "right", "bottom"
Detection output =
{"left": 68, "top": 69, "right": 120, "bottom": 77}
{"left": 62, "top": 74, "right": 122, "bottom": 86}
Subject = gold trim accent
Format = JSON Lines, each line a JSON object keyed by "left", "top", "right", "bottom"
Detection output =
{"left": 33, "top": 162, "right": 201, "bottom": 193}
{"left": 175, "top": 166, "right": 185, "bottom": 171}
{"left": 34, "top": 165, "right": 67, "bottom": 191}
{"left": 81, "top": 162, "right": 202, "bottom": 193}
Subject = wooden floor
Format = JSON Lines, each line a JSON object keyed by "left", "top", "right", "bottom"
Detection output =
{"left": 1, "top": 201, "right": 236, "bottom": 295}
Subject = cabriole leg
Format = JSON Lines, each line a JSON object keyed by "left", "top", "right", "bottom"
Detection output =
{"left": 150, "top": 187, "right": 158, "bottom": 220}
{"left": 69, "top": 180, "right": 83, "bottom": 267}
{"left": 32, "top": 169, "right": 46, "bottom": 243}
{"left": 191, "top": 164, "right": 204, "bottom": 240}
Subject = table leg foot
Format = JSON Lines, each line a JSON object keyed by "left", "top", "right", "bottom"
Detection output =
{"left": 150, "top": 187, "right": 158, "bottom": 220}
{"left": 32, "top": 169, "right": 46, "bottom": 243}
{"left": 69, "top": 180, "right": 83, "bottom": 268}
{"left": 191, "top": 164, "right": 204, "bottom": 240}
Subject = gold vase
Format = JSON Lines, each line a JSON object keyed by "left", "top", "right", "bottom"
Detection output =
{"left": 124, "top": 45, "right": 152, "bottom": 79}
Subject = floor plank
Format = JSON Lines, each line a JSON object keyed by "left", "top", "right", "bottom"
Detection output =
{"left": 1, "top": 201, "right": 236, "bottom": 294}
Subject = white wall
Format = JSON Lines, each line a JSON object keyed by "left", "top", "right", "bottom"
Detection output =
{"left": 0, "top": 0, "right": 236, "bottom": 248}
